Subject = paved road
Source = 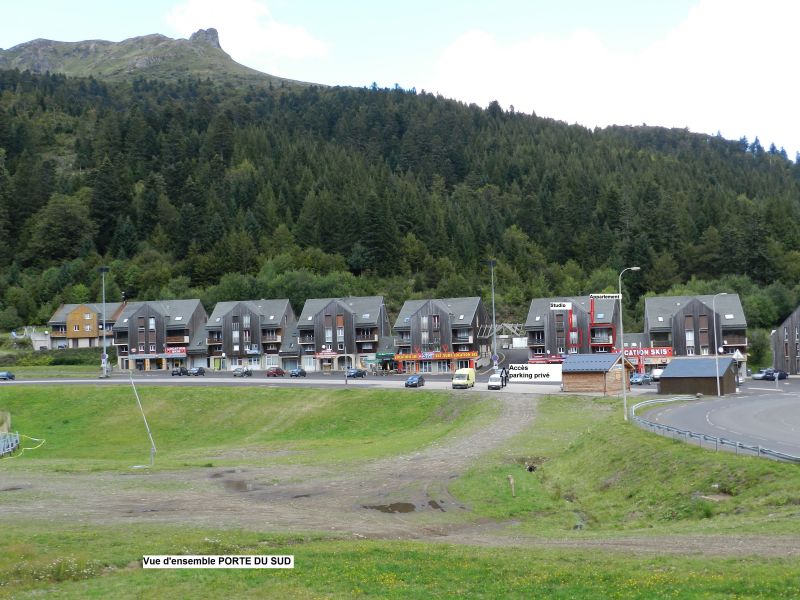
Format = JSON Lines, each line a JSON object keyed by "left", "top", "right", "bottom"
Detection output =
{"left": 641, "top": 377, "right": 800, "bottom": 457}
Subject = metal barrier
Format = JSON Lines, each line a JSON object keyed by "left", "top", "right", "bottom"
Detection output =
{"left": 0, "top": 431, "right": 20, "bottom": 456}
{"left": 631, "top": 397, "right": 800, "bottom": 464}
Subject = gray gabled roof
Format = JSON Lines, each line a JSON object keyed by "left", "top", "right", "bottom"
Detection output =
{"left": 525, "top": 295, "right": 617, "bottom": 329}
{"left": 279, "top": 320, "right": 300, "bottom": 356}
{"left": 562, "top": 352, "right": 629, "bottom": 372}
{"left": 660, "top": 357, "right": 736, "bottom": 378}
{"left": 48, "top": 302, "right": 125, "bottom": 324}
{"left": 206, "top": 299, "right": 291, "bottom": 329}
{"left": 112, "top": 299, "right": 203, "bottom": 330}
{"left": 394, "top": 297, "right": 482, "bottom": 329}
{"left": 297, "top": 296, "right": 385, "bottom": 327}
{"left": 644, "top": 294, "right": 746, "bottom": 330}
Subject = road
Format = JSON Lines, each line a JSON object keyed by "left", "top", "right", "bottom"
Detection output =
{"left": 641, "top": 377, "right": 800, "bottom": 457}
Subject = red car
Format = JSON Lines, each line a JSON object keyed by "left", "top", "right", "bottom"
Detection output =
{"left": 265, "top": 366, "right": 286, "bottom": 377}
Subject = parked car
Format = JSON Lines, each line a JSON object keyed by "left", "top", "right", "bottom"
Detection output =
{"left": 630, "top": 373, "right": 653, "bottom": 385}
{"left": 232, "top": 367, "right": 252, "bottom": 377}
{"left": 488, "top": 373, "right": 503, "bottom": 390}
{"left": 171, "top": 366, "right": 188, "bottom": 376}
{"left": 346, "top": 368, "right": 367, "bottom": 378}
{"left": 289, "top": 367, "right": 307, "bottom": 378}
{"left": 752, "top": 368, "right": 787, "bottom": 381}
{"left": 650, "top": 368, "right": 664, "bottom": 382}
{"left": 405, "top": 374, "right": 425, "bottom": 387}
{"left": 0, "top": 371, "right": 15, "bottom": 381}
{"left": 188, "top": 367, "right": 205, "bottom": 376}
{"left": 265, "top": 366, "right": 286, "bottom": 377}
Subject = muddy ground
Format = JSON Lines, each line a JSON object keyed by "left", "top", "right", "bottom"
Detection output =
{"left": 2, "top": 392, "right": 798, "bottom": 557}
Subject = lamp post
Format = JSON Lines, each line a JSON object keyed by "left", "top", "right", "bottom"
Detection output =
{"left": 487, "top": 259, "right": 498, "bottom": 371}
{"left": 618, "top": 266, "right": 640, "bottom": 421}
{"left": 98, "top": 266, "right": 109, "bottom": 378}
{"left": 712, "top": 292, "right": 727, "bottom": 397}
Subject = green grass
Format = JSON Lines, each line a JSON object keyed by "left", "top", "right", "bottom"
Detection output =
{"left": 0, "top": 385, "right": 494, "bottom": 471}
{"left": 1, "top": 365, "right": 103, "bottom": 378}
{"left": 0, "top": 523, "right": 797, "bottom": 599}
{"left": 451, "top": 394, "right": 800, "bottom": 536}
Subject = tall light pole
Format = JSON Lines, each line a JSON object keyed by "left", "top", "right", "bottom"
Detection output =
{"left": 712, "top": 292, "right": 727, "bottom": 397}
{"left": 98, "top": 266, "right": 109, "bottom": 378}
{"left": 618, "top": 266, "right": 640, "bottom": 421}
{"left": 487, "top": 259, "right": 498, "bottom": 371}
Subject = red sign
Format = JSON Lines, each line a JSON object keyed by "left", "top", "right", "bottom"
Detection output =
{"left": 315, "top": 351, "right": 338, "bottom": 358}
{"left": 394, "top": 351, "right": 479, "bottom": 361}
{"left": 623, "top": 348, "right": 673, "bottom": 358}
{"left": 165, "top": 347, "right": 187, "bottom": 356}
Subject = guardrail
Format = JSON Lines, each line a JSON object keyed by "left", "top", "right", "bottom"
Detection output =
{"left": 0, "top": 431, "right": 20, "bottom": 456}
{"left": 631, "top": 397, "right": 800, "bottom": 464}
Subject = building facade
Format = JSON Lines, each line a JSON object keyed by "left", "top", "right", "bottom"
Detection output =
{"left": 112, "top": 300, "right": 208, "bottom": 371}
{"left": 295, "top": 296, "right": 390, "bottom": 372}
{"left": 205, "top": 299, "right": 295, "bottom": 371}
{"left": 393, "top": 297, "right": 491, "bottom": 373}
{"left": 524, "top": 296, "right": 620, "bottom": 359}
{"left": 47, "top": 302, "right": 124, "bottom": 350}
{"left": 772, "top": 306, "right": 800, "bottom": 374}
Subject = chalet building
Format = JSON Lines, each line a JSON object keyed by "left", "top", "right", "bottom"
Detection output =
{"left": 561, "top": 352, "right": 635, "bottom": 395}
{"left": 112, "top": 299, "right": 207, "bottom": 371}
{"left": 295, "top": 296, "right": 390, "bottom": 372}
{"left": 642, "top": 294, "right": 747, "bottom": 376}
{"left": 47, "top": 302, "right": 124, "bottom": 350}
{"left": 771, "top": 306, "right": 800, "bottom": 375}
{"left": 658, "top": 357, "right": 737, "bottom": 396}
{"left": 393, "top": 297, "right": 491, "bottom": 374}
{"left": 524, "top": 296, "right": 620, "bottom": 359}
{"left": 205, "top": 299, "right": 295, "bottom": 371}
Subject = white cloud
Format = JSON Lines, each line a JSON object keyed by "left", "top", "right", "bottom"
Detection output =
{"left": 165, "top": 0, "right": 328, "bottom": 73}
{"left": 426, "top": 0, "right": 800, "bottom": 156}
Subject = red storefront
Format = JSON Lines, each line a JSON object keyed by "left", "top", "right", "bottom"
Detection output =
{"left": 623, "top": 347, "right": 673, "bottom": 373}
{"left": 393, "top": 350, "right": 479, "bottom": 374}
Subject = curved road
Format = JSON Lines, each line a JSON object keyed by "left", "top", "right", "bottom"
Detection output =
{"left": 642, "top": 379, "right": 800, "bottom": 457}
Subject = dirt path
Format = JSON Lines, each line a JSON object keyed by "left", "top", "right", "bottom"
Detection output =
{"left": 3, "top": 391, "right": 799, "bottom": 557}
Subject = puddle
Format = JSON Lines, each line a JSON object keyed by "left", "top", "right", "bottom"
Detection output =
{"left": 362, "top": 502, "right": 416, "bottom": 513}
{"left": 428, "top": 500, "right": 446, "bottom": 512}
{"left": 223, "top": 480, "right": 253, "bottom": 492}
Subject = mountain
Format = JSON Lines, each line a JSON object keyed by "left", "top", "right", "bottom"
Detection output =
{"left": 0, "top": 28, "right": 305, "bottom": 87}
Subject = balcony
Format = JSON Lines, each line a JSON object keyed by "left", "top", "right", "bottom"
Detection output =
{"left": 356, "top": 334, "right": 378, "bottom": 342}
{"left": 394, "top": 337, "right": 412, "bottom": 346}
{"left": 207, "top": 338, "right": 223, "bottom": 345}
{"left": 166, "top": 335, "right": 189, "bottom": 344}
{"left": 590, "top": 336, "right": 613, "bottom": 345}
{"left": 453, "top": 335, "right": 473, "bottom": 344}
{"left": 651, "top": 340, "right": 672, "bottom": 348}
{"left": 722, "top": 335, "right": 747, "bottom": 346}
{"left": 298, "top": 335, "right": 315, "bottom": 344}
{"left": 261, "top": 334, "right": 282, "bottom": 343}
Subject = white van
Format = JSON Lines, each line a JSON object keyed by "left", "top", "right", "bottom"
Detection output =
{"left": 452, "top": 368, "right": 476, "bottom": 389}
{"left": 488, "top": 373, "right": 502, "bottom": 390}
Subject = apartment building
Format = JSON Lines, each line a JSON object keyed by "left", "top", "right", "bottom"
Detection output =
{"left": 47, "top": 302, "right": 124, "bottom": 349}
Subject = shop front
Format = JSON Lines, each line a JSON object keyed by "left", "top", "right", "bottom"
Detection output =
{"left": 623, "top": 347, "right": 672, "bottom": 374}
{"left": 392, "top": 350, "right": 479, "bottom": 374}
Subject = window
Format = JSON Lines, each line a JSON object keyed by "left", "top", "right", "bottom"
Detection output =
{"left": 336, "top": 315, "right": 344, "bottom": 340}
{"left": 232, "top": 330, "right": 240, "bottom": 343}
{"left": 149, "top": 344, "right": 156, "bottom": 353}
{"left": 420, "top": 361, "right": 432, "bottom": 373}
{"left": 337, "top": 342, "right": 344, "bottom": 351}
{"left": 700, "top": 346, "right": 709, "bottom": 355}
{"left": 84, "top": 313, "right": 92, "bottom": 320}
{"left": 657, "top": 316, "right": 664, "bottom": 322}
{"left": 148, "top": 317, "right": 155, "bottom": 331}
{"left": 431, "top": 314, "right": 439, "bottom": 329}
{"left": 138, "top": 343, "right": 145, "bottom": 352}
{"left": 84, "top": 324, "right": 92, "bottom": 332}
{"left": 421, "top": 316, "right": 428, "bottom": 329}
{"left": 73, "top": 324, "right": 80, "bottom": 332}
{"left": 243, "top": 314, "right": 250, "bottom": 328}
{"left": 233, "top": 344, "right": 239, "bottom": 352}
{"left": 437, "top": 360, "right": 450, "bottom": 373}
{"left": 569, "top": 347, "right": 578, "bottom": 354}
{"left": 243, "top": 330, "right": 251, "bottom": 342}
{"left": 687, "top": 346, "right": 695, "bottom": 356}
{"left": 232, "top": 316, "right": 240, "bottom": 330}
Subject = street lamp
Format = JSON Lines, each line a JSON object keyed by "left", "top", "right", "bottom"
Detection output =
{"left": 487, "top": 259, "right": 498, "bottom": 371}
{"left": 712, "top": 292, "right": 728, "bottom": 397}
{"left": 97, "top": 266, "right": 109, "bottom": 378}
{"left": 618, "top": 266, "right": 640, "bottom": 421}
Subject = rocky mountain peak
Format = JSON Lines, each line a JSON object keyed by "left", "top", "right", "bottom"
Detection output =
{"left": 189, "top": 28, "right": 221, "bottom": 49}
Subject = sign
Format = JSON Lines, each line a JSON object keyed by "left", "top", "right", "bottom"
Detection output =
{"left": 315, "top": 351, "right": 338, "bottom": 358}
{"left": 165, "top": 347, "right": 187, "bottom": 356}
{"left": 508, "top": 363, "right": 562, "bottom": 383}
{"left": 623, "top": 348, "right": 673, "bottom": 358}
{"left": 550, "top": 302, "right": 572, "bottom": 310}
{"left": 393, "top": 350, "right": 479, "bottom": 361}
{"left": 590, "top": 293, "right": 621, "bottom": 300}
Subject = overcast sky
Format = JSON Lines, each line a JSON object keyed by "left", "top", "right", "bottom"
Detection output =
{"left": 3, "top": 0, "right": 798, "bottom": 159}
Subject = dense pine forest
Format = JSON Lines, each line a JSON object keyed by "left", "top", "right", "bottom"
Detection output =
{"left": 0, "top": 68, "right": 799, "bottom": 342}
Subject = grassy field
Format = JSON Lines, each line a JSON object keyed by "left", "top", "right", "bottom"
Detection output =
{"left": 2, "top": 386, "right": 799, "bottom": 597}
{"left": 0, "top": 385, "right": 492, "bottom": 470}
{"left": 0, "top": 365, "right": 103, "bottom": 379}
{"left": 451, "top": 394, "right": 800, "bottom": 536}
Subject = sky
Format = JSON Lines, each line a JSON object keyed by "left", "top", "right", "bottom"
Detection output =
{"left": 2, "top": 0, "right": 798, "bottom": 159}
